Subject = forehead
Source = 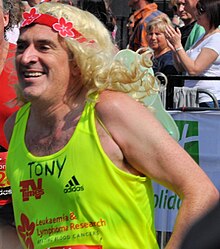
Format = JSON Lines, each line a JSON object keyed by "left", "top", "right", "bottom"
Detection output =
{"left": 149, "top": 26, "right": 164, "bottom": 32}
{"left": 19, "top": 24, "right": 59, "bottom": 41}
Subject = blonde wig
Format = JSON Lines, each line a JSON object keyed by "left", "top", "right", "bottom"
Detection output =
{"left": 16, "top": 2, "right": 158, "bottom": 105}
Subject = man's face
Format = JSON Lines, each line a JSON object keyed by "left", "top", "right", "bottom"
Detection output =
{"left": 176, "top": 0, "right": 194, "bottom": 24}
{"left": 184, "top": 0, "right": 198, "bottom": 16}
{"left": 16, "top": 24, "right": 72, "bottom": 102}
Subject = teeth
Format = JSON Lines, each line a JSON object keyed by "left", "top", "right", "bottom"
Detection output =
{"left": 24, "top": 72, "right": 44, "bottom": 77}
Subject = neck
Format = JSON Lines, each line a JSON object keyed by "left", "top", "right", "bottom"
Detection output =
{"left": 154, "top": 46, "right": 170, "bottom": 58}
{"left": 30, "top": 85, "right": 88, "bottom": 127}
{"left": 184, "top": 19, "right": 195, "bottom": 26}
{"left": 204, "top": 27, "right": 219, "bottom": 38}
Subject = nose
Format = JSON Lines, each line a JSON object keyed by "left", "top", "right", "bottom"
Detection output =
{"left": 150, "top": 33, "right": 157, "bottom": 40}
{"left": 179, "top": 5, "right": 184, "bottom": 11}
{"left": 19, "top": 44, "right": 39, "bottom": 65}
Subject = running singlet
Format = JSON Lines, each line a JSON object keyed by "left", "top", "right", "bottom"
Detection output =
{"left": 7, "top": 100, "right": 159, "bottom": 249}
{"left": 0, "top": 43, "right": 18, "bottom": 206}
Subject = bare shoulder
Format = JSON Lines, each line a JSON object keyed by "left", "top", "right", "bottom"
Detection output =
{"left": 95, "top": 90, "right": 168, "bottom": 135}
{"left": 4, "top": 111, "right": 18, "bottom": 144}
{"left": 95, "top": 90, "right": 169, "bottom": 147}
{"left": 96, "top": 90, "right": 138, "bottom": 110}
{"left": 96, "top": 90, "right": 155, "bottom": 122}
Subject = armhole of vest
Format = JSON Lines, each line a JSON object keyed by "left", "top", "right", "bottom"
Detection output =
{"left": 94, "top": 110, "right": 113, "bottom": 139}
{"left": 10, "top": 103, "right": 30, "bottom": 146}
{"left": 15, "top": 102, "right": 30, "bottom": 122}
{"left": 85, "top": 92, "right": 113, "bottom": 139}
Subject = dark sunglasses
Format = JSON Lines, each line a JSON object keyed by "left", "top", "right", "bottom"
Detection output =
{"left": 196, "top": 2, "right": 206, "bottom": 16}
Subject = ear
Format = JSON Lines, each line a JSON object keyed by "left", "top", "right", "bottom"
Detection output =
{"left": 3, "top": 12, "right": 9, "bottom": 28}
{"left": 70, "top": 60, "right": 81, "bottom": 78}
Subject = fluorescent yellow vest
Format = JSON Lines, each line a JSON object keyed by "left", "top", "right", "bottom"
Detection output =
{"left": 7, "top": 100, "right": 159, "bottom": 249}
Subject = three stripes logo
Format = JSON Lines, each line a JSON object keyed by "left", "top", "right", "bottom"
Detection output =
{"left": 64, "top": 175, "right": 84, "bottom": 193}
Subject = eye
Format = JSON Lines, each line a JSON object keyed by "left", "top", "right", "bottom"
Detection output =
{"left": 16, "top": 41, "right": 28, "bottom": 54}
{"left": 147, "top": 32, "right": 154, "bottom": 36}
{"left": 37, "top": 44, "right": 51, "bottom": 52}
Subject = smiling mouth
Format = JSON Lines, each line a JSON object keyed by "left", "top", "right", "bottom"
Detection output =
{"left": 23, "top": 72, "right": 45, "bottom": 78}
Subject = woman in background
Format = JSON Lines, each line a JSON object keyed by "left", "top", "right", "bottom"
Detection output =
{"left": 147, "top": 16, "right": 179, "bottom": 77}
{"left": 165, "top": 0, "right": 220, "bottom": 107}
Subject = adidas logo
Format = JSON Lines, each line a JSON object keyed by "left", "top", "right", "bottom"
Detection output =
{"left": 64, "top": 175, "right": 84, "bottom": 193}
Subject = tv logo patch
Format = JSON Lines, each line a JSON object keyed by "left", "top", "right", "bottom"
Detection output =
{"left": 20, "top": 178, "right": 44, "bottom": 202}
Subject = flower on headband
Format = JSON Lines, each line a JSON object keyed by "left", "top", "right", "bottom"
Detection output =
{"left": 53, "top": 17, "right": 75, "bottom": 38}
{"left": 21, "top": 8, "right": 41, "bottom": 27}
{"left": 20, "top": 8, "right": 93, "bottom": 43}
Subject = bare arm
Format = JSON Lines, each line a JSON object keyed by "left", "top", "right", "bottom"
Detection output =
{"left": 172, "top": 51, "right": 185, "bottom": 73}
{"left": 165, "top": 25, "right": 219, "bottom": 75}
{"left": 97, "top": 91, "right": 219, "bottom": 249}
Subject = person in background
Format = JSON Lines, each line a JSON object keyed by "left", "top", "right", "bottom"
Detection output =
{"left": 0, "top": 0, "right": 21, "bottom": 248}
{"left": 165, "top": 0, "right": 220, "bottom": 107}
{"left": 169, "top": 0, "right": 185, "bottom": 29}
{"left": 184, "top": 0, "right": 204, "bottom": 50}
{"left": 4, "top": 2, "right": 219, "bottom": 249}
{"left": 175, "top": 0, "right": 196, "bottom": 47}
{"left": 127, "top": 0, "right": 167, "bottom": 51}
{"left": 5, "top": 0, "right": 22, "bottom": 44}
{"left": 81, "top": 0, "right": 118, "bottom": 43}
{"left": 146, "top": 16, "right": 179, "bottom": 77}
{"left": 126, "top": 12, "right": 135, "bottom": 41}
{"left": 110, "top": 12, "right": 117, "bottom": 43}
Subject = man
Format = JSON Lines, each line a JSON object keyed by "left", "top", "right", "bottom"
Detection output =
{"left": 128, "top": 0, "right": 167, "bottom": 51}
{"left": 176, "top": 0, "right": 194, "bottom": 27}
{"left": 4, "top": 2, "right": 219, "bottom": 249}
{"left": 169, "top": 0, "right": 184, "bottom": 28}
{"left": 0, "top": 0, "right": 21, "bottom": 248}
{"left": 184, "top": 0, "right": 204, "bottom": 50}
{"left": 175, "top": 0, "right": 196, "bottom": 47}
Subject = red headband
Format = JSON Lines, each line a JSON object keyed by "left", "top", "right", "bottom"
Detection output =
{"left": 21, "top": 8, "right": 93, "bottom": 43}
